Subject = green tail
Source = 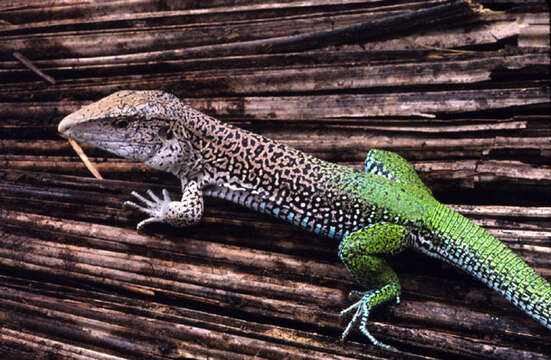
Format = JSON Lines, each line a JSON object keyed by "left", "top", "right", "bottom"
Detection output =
{"left": 421, "top": 204, "right": 551, "bottom": 329}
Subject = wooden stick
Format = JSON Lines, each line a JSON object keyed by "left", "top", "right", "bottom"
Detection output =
{"left": 60, "top": 134, "right": 104, "bottom": 180}
{"left": 3, "top": 52, "right": 548, "bottom": 99}
{"left": 0, "top": 222, "right": 548, "bottom": 359}
{"left": 12, "top": 51, "right": 56, "bottom": 85}
{"left": 2, "top": 1, "right": 479, "bottom": 61}
{"left": 0, "top": 22, "right": 524, "bottom": 74}
{"left": 0, "top": 328, "right": 125, "bottom": 360}
{"left": 2, "top": 208, "right": 550, "bottom": 285}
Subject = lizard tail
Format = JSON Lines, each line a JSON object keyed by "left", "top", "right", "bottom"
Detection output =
{"left": 421, "top": 204, "right": 551, "bottom": 330}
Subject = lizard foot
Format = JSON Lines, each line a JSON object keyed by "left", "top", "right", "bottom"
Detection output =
{"left": 340, "top": 290, "right": 397, "bottom": 351}
{"left": 124, "top": 189, "right": 172, "bottom": 231}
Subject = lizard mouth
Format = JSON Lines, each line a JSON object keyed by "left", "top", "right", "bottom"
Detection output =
{"left": 58, "top": 112, "right": 162, "bottom": 162}
{"left": 58, "top": 113, "right": 120, "bottom": 143}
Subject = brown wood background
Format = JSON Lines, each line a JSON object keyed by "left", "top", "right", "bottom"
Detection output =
{"left": 0, "top": 0, "right": 550, "bottom": 359}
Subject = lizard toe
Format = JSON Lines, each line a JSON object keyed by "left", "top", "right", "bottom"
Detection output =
{"left": 136, "top": 217, "right": 162, "bottom": 231}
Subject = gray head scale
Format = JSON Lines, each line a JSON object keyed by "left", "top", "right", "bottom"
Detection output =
{"left": 58, "top": 90, "right": 198, "bottom": 175}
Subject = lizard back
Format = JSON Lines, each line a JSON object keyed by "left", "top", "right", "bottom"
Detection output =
{"left": 180, "top": 105, "right": 433, "bottom": 240}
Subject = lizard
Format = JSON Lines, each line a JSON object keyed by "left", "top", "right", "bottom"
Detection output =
{"left": 58, "top": 90, "right": 551, "bottom": 350}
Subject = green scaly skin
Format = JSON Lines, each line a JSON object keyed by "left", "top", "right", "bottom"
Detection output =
{"left": 58, "top": 90, "right": 551, "bottom": 350}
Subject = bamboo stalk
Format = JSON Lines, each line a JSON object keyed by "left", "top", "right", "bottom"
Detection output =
{"left": 0, "top": 210, "right": 344, "bottom": 281}
{"left": 0, "top": 22, "right": 528, "bottom": 76}
{"left": 0, "top": 0, "right": 443, "bottom": 29}
{"left": 355, "top": 19, "right": 519, "bottom": 51}
{"left": 0, "top": 284, "right": 390, "bottom": 360}
{"left": 449, "top": 204, "right": 551, "bottom": 219}
{"left": 3, "top": 52, "right": 548, "bottom": 99}
{"left": 0, "top": 219, "right": 548, "bottom": 356}
{"left": 2, "top": 191, "right": 550, "bottom": 270}
{"left": 0, "top": 328, "right": 130, "bottom": 360}
{"left": 183, "top": 88, "right": 551, "bottom": 119}
{"left": 2, "top": 232, "right": 548, "bottom": 348}
{"left": 0, "top": 273, "right": 386, "bottom": 360}
{"left": 1, "top": 96, "right": 549, "bottom": 122}
{"left": 2, "top": 208, "right": 549, "bottom": 296}
{"left": 0, "top": 234, "right": 343, "bottom": 305}
{"left": 0, "top": 0, "right": 479, "bottom": 60}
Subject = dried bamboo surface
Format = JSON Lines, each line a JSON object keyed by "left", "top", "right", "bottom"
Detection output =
{"left": 0, "top": 0, "right": 550, "bottom": 359}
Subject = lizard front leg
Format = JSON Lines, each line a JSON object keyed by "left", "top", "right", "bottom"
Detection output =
{"left": 338, "top": 222, "right": 409, "bottom": 350}
{"left": 124, "top": 181, "right": 203, "bottom": 231}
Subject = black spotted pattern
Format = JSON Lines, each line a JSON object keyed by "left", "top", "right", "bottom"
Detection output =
{"left": 177, "top": 105, "right": 386, "bottom": 240}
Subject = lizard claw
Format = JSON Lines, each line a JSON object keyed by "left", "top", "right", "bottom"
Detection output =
{"left": 123, "top": 189, "right": 172, "bottom": 230}
{"left": 340, "top": 290, "right": 397, "bottom": 351}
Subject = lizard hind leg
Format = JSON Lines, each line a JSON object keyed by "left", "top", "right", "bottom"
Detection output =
{"left": 364, "top": 149, "right": 432, "bottom": 195}
{"left": 124, "top": 181, "right": 204, "bottom": 231}
{"left": 338, "top": 222, "right": 410, "bottom": 350}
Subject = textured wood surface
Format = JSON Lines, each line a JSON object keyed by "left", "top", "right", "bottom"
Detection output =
{"left": 0, "top": 0, "right": 550, "bottom": 359}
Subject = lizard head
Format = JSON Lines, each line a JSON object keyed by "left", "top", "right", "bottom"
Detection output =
{"left": 58, "top": 90, "right": 197, "bottom": 174}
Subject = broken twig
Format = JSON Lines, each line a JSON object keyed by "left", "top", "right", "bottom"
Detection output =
{"left": 60, "top": 134, "right": 103, "bottom": 180}
{"left": 12, "top": 51, "right": 56, "bottom": 85}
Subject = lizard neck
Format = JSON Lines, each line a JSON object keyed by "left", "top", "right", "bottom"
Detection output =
{"left": 177, "top": 106, "right": 368, "bottom": 238}
{"left": 179, "top": 105, "right": 342, "bottom": 196}
{"left": 418, "top": 204, "right": 551, "bottom": 329}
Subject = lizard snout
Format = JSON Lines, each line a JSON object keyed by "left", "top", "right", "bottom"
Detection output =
{"left": 58, "top": 115, "right": 75, "bottom": 134}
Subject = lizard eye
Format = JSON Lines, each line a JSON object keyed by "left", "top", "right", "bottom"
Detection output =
{"left": 114, "top": 119, "right": 129, "bottom": 129}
